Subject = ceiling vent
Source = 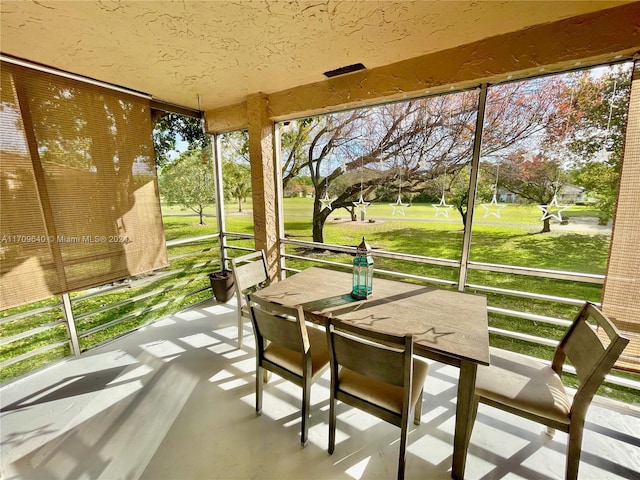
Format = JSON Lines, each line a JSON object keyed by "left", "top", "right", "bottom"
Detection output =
{"left": 323, "top": 63, "right": 366, "bottom": 78}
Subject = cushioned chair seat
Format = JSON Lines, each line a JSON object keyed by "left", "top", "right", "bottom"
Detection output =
{"left": 476, "top": 347, "right": 571, "bottom": 426}
{"left": 264, "top": 327, "right": 330, "bottom": 378}
{"left": 338, "top": 359, "right": 429, "bottom": 414}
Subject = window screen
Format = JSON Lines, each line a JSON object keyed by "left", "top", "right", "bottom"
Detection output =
{"left": 1, "top": 61, "right": 168, "bottom": 309}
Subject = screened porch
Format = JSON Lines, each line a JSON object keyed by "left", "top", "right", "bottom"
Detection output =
{"left": 2, "top": 3, "right": 640, "bottom": 479}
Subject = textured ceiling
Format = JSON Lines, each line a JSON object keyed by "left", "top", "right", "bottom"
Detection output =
{"left": 0, "top": 1, "right": 633, "bottom": 111}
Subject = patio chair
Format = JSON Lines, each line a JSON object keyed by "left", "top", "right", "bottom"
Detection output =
{"left": 325, "top": 318, "right": 429, "bottom": 480}
{"left": 247, "top": 293, "right": 330, "bottom": 445}
{"left": 230, "top": 250, "right": 269, "bottom": 348}
{"left": 469, "top": 302, "right": 629, "bottom": 480}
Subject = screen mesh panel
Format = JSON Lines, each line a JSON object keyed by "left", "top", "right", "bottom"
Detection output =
{"left": 602, "top": 61, "right": 640, "bottom": 372}
{"left": 1, "top": 61, "right": 168, "bottom": 309}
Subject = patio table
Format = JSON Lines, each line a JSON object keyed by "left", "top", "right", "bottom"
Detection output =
{"left": 252, "top": 266, "right": 489, "bottom": 480}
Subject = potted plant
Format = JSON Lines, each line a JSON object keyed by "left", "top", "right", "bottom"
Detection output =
{"left": 208, "top": 270, "right": 235, "bottom": 303}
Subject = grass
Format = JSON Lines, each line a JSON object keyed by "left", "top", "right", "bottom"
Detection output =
{"left": 2, "top": 198, "right": 638, "bottom": 404}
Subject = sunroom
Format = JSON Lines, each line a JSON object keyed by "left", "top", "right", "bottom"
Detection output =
{"left": 1, "top": 2, "right": 639, "bottom": 479}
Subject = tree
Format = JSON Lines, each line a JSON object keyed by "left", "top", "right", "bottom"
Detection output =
{"left": 152, "top": 113, "right": 209, "bottom": 167}
{"left": 222, "top": 159, "right": 251, "bottom": 212}
{"left": 220, "top": 131, "right": 251, "bottom": 212}
{"left": 499, "top": 151, "right": 569, "bottom": 233}
{"left": 495, "top": 65, "right": 633, "bottom": 230}
{"left": 558, "top": 66, "right": 633, "bottom": 224}
{"left": 159, "top": 148, "right": 215, "bottom": 224}
{"left": 281, "top": 77, "right": 562, "bottom": 243}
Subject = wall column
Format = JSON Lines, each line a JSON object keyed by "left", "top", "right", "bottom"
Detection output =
{"left": 247, "top": 93, "right": 281, "bottom": 280}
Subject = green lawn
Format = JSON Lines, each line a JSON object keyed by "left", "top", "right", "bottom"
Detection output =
{"left": 3, "top": 198, "right": 637, "bottom": 405}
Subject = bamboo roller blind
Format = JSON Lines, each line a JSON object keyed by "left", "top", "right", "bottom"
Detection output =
{"left": 601, "top": 61, "right": 640, "bottom": 373}
{"left": 0, "top": 61, "right": 168, "bottom": 309}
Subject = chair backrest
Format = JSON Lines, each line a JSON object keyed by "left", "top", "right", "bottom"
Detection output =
{"left": 248, "top": 293, "right": 310, "bottom": 356}
{"left": 326, "top": 319, "right": 413, "bottom": 390}
{"left": 553, "top": 302, "right": 629, "bottom": 416}
{"left": 230, "top": 250, "right": 269, "bottom": 308}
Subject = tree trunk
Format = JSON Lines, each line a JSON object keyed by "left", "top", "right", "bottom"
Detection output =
{"left": 457, "top": 205, "right": 467, "bottom": 229}
{"left": 237, "top": 196, "right": 242, "bottom": 212}
{"left": 312, "top": 215, "right": 324, "bottom": 243}
{"left": 541, "top": 218, "right": 551, "bottom": 233}
{"left": 199, "top": 207, "right": 205, "bottom": 225}
{"left": 312, "top": 209, "right": 333, "bottom": 245}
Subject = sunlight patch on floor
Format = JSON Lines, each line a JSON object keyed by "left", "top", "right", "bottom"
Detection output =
{"left": 178, "top": 332, "right": 217, "bottom": 348}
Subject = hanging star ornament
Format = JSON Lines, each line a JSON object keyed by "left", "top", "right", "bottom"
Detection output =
{"left": 481, "top": 194, "right": 506, "bottom": 219}
{"left": 539, "top": 195, "right": 570, "bottom": 222}
{"left": 432, "top": 195, "right": 452, "bottom": 218}
{"left": 389, "top": 194, "right": 409, "bottom": 216}
{"left": 353, "top": 194, "right": 370, "bottom": 214}
{"left": 320, "top": 191, "right": 336, "bottom": 211}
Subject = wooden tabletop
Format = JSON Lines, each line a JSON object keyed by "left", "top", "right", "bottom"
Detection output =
{"left": 254, "top": 267, "right": 490, "bottom": 366}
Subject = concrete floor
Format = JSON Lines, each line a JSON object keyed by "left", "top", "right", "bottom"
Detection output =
{"left": 2, "top": 297, "right": 639, "bottom": 480}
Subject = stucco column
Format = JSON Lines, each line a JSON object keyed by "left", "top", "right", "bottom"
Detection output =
{"left": 247, "top": 93, "right": 280, "bottom": 280}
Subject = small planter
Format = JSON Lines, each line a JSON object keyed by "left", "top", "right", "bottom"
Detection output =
{"left": 209, "top": 270, "right": 235, "bottom": 303}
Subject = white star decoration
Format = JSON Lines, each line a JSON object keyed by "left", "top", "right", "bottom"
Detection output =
{"left": 339, "top": 163, "right": 347, "bottom": 173}
{"left": 481, "top": 194, "right": 506, "bottom": 219}
{"left": 432, "top": 195, "right": 452, "bottom": 218}
{"left": 539, "top": 195, "right": 570, "bottom": 222}
{"left": 389, "top": 194, "right": 409, "bottom": 216}
{"left": 353, "top": 194, "right": 370, "bottom": 214}
{"left": 320, "top": 191, "right": 336, "bottom": 211}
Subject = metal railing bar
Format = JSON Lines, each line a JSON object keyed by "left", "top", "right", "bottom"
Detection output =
{"left": 74, "top": 288, "right": 172, "bottom": 321}
{"left": 489, "top": 326, "right": 560, "bottom": 347}
{"left": 0, "top": 340, "right": 68, "bottom": 370}
{"left": 73, "top": 257, "right": 217, "bottom": 306}
{"left": 283, "top": 253, "right": 352, "bottom": 269}
{"left": 72, "top": 269, "right": 186, "bottom": 302}
{"left": 0, "top": 319, "right": 66, "bottom": 347}
{"left": 77, "top": 285, "right": 208, "bottom": 340}
{"left": 224, "top": 245, "right": 257, "bottom": 256}
{"left": 283, "top": 253, "right": 466, "bottom": 287}
{"left": 166, "top": 233, "right": 219, "bottom": 247}
{"left": 223, "top": 231, "right": 255, "bottom": 240}
{"left": 74, "top": 277, "right": 196, "bottom": 323}
{"left": 5, "top": 272, "right": 212, "bottom": 354}
{"left": 374, "top": 268, "right": 458, "bottom": 287}
{"left": 468, "top": 261, "right": 605, "bottom": 284}
{"left": 282, "top": 238, "right": 461, "bottom": 268}
{"left": 466, "top": 283, "right": 594, "bottom": 307}
{"left": 169, "top": 247, "right": 218, "bottom": 262}
{"left": 0, "top": 302, "right": 62, "bottom": 326}
{"left": 282, "top": 267, "right": 302, "bottom": 275}
{"left": 488, "top": 306, "right": 574, "bottom": 328}
{"left": 283, "top": 255, "right": 458, "bottom": 285}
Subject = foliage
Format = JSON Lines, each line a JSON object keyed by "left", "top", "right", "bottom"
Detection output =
{"left": 277, "top": 74, "right": 570, "bottom": 243}
{"left": 158, "top": 148, "right": 216, "bottom": 224}
{"left": 498, "top": 151, "right": 570, "bottom": 232}
{"left": 152, "top": 112, "right": 209, "bottom": 167}
{"left": 561, "top": 66, "right": 633, "bottom": 224}
{"left": 220, "top": 131, "right": 251, "bottom": 212}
